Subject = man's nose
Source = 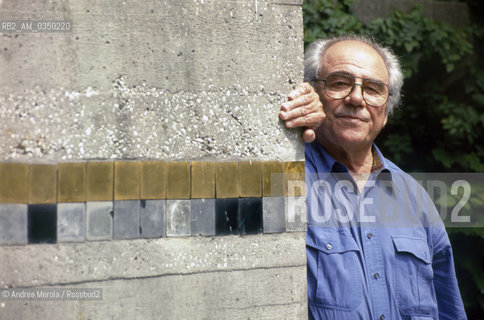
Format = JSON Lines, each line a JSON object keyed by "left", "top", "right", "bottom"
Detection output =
{"left": 346, "top": 83, "right": 365, "bottom": 107}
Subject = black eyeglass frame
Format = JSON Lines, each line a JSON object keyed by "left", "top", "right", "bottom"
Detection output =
{"left": 312, "top": 72, "right": 391, "bottom": 108}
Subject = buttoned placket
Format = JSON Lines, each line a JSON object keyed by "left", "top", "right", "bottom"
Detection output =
{"left": 357, "top": 173, "right": 390, "bottom": 320}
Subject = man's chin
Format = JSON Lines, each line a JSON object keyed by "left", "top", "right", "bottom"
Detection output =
{"left": 316, "top": 133, "right": 370, "bottom": 150}
{"left": 334, "top": 133, "right": 370, "bottom": 148}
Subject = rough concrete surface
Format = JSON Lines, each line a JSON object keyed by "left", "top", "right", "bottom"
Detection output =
{"left": 0, "top": 0, "right": 304, "bottom": 161}
{"left": 0, "top": 233, "right": 307, "bottom": 319}
{"left": 2, "top": 267, "right": 307, "bottom": 320}
{"left": 0, "top": 233, "right": 306, "bottom": 287}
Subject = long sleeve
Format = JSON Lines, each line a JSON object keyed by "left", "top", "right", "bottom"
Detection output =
{"left": 431, "top": 226, "right": 467, "bottom": 320}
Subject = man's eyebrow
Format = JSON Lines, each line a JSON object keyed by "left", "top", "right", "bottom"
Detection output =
{"left": 329, "top": 70, "right": 353, "bottom": 77}
{"left": 329, "top": 70, "right": 386, "bottom": 84}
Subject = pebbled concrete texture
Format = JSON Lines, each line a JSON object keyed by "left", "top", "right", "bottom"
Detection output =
{"left": 0, "top": 0, "right": 304, "bottom": 162}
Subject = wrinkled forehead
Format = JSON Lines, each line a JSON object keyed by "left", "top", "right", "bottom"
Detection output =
{"left": 321, "top": 40, "right": 389, "bottom": 82}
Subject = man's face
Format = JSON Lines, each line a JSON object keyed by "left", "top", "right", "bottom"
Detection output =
{"left": 315, "top": 40, "right": 389, "bottom": 150}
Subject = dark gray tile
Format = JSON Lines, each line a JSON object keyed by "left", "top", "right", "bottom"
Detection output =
{"left": 263, "top": 197, "right": 286, "bottom": 233}
{"left": 238, "top": 198, "right": 262, "bottom": 235}
{"left": 0, "top": 204, "right": 28, "bottom": 245}
{"left": 215, "top": 198, "right": 239, "bottom": 235}
{"left": 166, "top": 200, "right": 190, "bottom": 236}
{"left": 114, "top": 200, "right": 140, "bottom": 239}
{"left": 140, "top": 200, "right": 165, "bottom": 238}
{"left": 86, "top": 201, "right": 113, "bottom": 241}
{"left": 57, "top": 202, "right": 85, "bottom": 242}
{"left": 190, "top": 199, "right": 215, "bottom": 236}
{"left": 28, "top": 204, "right": 57, "bottom": 244}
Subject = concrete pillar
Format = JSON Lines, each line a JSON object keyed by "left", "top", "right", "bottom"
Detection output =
{"left": 0, "top": 1, "right": 307, "bottom": 319}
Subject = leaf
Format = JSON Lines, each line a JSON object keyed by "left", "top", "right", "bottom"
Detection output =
{"left": 432, "top": 148, "right": 455, "bottom": 168}
{"left": 404, "top": 42, "right": 415, "bottom": 53}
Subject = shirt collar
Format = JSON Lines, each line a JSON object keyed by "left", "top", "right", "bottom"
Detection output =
{"left": 371, "top": 144, "right": 393, "bottom": 174}
{"left": 371, "top": 144, "right": 397, "bottom": 190}
{"left": 306, "top": 140, "right": 396, "bottom": 177}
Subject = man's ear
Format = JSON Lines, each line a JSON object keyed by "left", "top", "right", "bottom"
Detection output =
{"left": 383, "top": 112, "right": 389, "bottom": 127}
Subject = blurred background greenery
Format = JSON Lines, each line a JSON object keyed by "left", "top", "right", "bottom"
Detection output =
{"left": 302, "top": 0, "right": 484, "bottom": 318}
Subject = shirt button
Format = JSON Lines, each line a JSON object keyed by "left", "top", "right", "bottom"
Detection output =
{"left": 367, "top": 232, "right": 373, "bottom": 239}
{"left": 325, "top": 244, "right": 332, "bottom": 250}
{"left": 380, "top": 314, "right": 385, "bottom": 320}
{"left": 373, "top": 273, "right": 380, "bottom": 279}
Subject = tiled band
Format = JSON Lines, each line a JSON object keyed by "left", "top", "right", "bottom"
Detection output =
{"left": 0, "top": 161, "right": 305, "bottom": 245}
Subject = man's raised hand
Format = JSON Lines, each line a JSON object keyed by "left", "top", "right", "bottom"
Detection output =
{"left": 279, "top": 82, "right": 325, "bottom": 143}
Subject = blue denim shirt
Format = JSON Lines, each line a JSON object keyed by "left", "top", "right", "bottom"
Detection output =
{"left": 305, "top": 141, "right": 467, "bottom": 320}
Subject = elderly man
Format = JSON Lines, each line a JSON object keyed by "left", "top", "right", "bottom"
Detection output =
{"left": 280, "top": 35, "right": 466, "bottom": 319}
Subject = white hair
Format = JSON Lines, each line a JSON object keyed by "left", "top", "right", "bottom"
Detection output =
{"left": 304, "top": 35, "right": 403, "bottom": 114}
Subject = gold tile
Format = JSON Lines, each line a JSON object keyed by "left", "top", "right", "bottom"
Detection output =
{"left": 216, "top": 162, "right": 239, "bottom": 198}
{"left": 167, "top": 162, "right": 190, "bottom": 199}
{"left": 114, "top": 162, "right": 141, "bottom": 200}
{"left": 58, "top": 163, "right": 86, "bottom": 202}
{"left": 0, "top": 163, "right": 29, "bottom": 203}
{"left": 191, "top": 161, "right": 216, "bottom": 199}
{"left": 262, "top": 161, "right": 285, "bottom": 197}
{"left": 141, "top": 161, "right": 167, "bottom": 200}
{"left": 87, "top": 162, "right": 114, "bottom": 201}
{"left": 239, "top": 161, "right": 262, "bottom": 197}
{"left": 284, "top": 161, "right": 306, "bottom": 197}
{"left": 29, "top": 164, "right": 57, "bottom": 204}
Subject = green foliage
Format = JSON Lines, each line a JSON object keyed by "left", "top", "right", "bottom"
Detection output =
{"left": 303, "top": 0, "right": 484, "bottom": 317}
{"left": 366, "top": 4, "right": 473, "bottom": 76}
{"left": 303, "top": 0, "right": 484, "bottom": 173}
{"left": 304, "top": 0, "right": 363, "bottom": 41}
{"left": 447, "top": 231, "right": 484, "bottom": 313}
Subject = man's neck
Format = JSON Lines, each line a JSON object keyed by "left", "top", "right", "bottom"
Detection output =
{"left": 316, "top": 136, "right": 374, "bottom": 192}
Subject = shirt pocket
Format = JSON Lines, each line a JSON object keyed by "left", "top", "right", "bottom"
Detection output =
{"left": 392, "top": 236, "right": 437, "bottom": 315}
{"left": 308, "top": 232, "right": 362, "bottom": 311}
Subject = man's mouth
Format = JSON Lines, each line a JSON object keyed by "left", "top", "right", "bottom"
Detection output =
{"left": 335, "top": 113, "right": 369, "bottom": 122}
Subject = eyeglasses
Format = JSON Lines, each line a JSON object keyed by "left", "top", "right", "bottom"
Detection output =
{"left": 313, "top": 72, "right": 390, "bottom": 108}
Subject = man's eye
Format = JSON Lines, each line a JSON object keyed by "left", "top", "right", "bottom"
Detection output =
{"left": 364, "top": 86, "right": 379, "bottom": 94}
{"left": 330, "top": 81, "right": 351, "bottom": 88}
{"left": 364, "top": 83, "right": 385, "bottom": 95}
